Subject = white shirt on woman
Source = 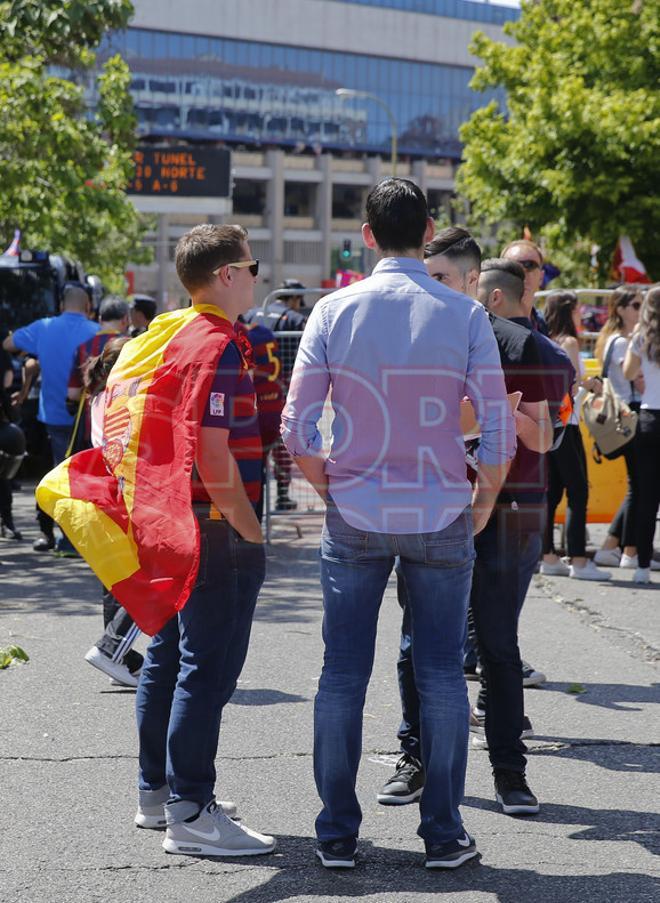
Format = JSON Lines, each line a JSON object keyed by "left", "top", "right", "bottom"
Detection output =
{"left": 631, "top": 333, "right": 660, "bottom": 409}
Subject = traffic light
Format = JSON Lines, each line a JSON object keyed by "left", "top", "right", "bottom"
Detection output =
{"left": 341, "top": 239, "right": 352, "bottom": 261}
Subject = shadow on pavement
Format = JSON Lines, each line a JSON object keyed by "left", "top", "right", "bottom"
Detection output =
{"left": 463, "top": 796, "right": 659, "bottom": 856}
{"left": 229, "top": 688, "right": 308, "bottom": 706}
{"left": 528, "top": 737, "right": 660, "bottom": 775}
{"left": 542, "top": 681, "right": 660, "bottom": 711}
{"left": 221, "top": 835, "right": 658, "bottom": 903}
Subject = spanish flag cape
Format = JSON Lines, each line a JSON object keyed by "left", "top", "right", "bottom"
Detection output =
{"left": 36, "top": 304, "right": 235, "bottom": 635}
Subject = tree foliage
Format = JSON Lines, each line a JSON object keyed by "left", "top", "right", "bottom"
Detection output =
{"left": 457, "top": 0, "right": 660, "bottom": 283}
{"left": 0, "top": 1, "right": 150, "bottom": 291}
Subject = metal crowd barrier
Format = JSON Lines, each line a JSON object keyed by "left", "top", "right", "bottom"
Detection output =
{"left": 257, "top": 288, "right": 335, "bottom": 543}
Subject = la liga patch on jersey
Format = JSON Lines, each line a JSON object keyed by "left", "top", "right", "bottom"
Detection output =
{"left": 209, "top": 392, "right": 225, "bottom": 417}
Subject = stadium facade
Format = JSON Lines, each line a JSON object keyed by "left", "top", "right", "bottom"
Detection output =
{"left": 94, "top": 0, "right": 518, "bottom": 302}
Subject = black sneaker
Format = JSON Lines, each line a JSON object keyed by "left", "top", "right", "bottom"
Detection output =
{"left": 425, "top": 831, "right": 477, "bottom": 869}
{"left": 275, "top": 497, "right": 297, "bottom": 511}
{"left": 521, "top": 661, "right": 546, "bottom": 687}
{"left": 470, "top": 710, "right": 534, "bottom": 749}
{"left": 377, "top": 753, "right": 425, "bottom": 805}
{"left": 315, "top": 837, "right": 357, "bottom": 868}
{"left": 33, "top": 533, "right": 55, "bottom": 552}
{"left": 494, "top": 769, "right": 540, "bottom": 815}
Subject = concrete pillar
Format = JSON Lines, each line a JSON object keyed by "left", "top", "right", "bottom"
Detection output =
{"left": 364, "top": 157, "right": 384, "bottom": 272}
{"left": 412, "top": 159, "right": 428, "bottom": 195}
{"left": 156, "top": 214, "right": 169, "bottom": 308}
{"left": 317, "top": 154, "right": 333, "bottom": 282}
{"left": 266, "top": 148, "right": 284, "bottom": 291}
{"left": 367, "top": 155, "right": 383, "bottom": 188}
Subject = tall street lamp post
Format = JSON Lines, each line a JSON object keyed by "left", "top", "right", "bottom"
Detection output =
{"left": 335, "top": 88, "right": 398, "bottom": 177}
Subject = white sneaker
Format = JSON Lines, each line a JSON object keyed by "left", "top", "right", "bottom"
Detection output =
{"left": 163, "top": 800, "right": 275, "bottom": 857}
{"left": 633, "top": 567, "right": 651, "bottom": 585}
{"left": 620, "top": 553, "right": 638, "bottom": 569}
{"left": 84, "top": 646, "right": 139, "bottom": 688}
{"left": 539, "top": 559, "right": 570, "bottom": 577}
{"left": 569, "top": 560, "right": 612, "bottom": 581}
{"left": 593, "top": 548, "right": 621, "bottom": 567}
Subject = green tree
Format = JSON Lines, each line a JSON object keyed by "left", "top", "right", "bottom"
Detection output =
{"left": 0, "top": 1, "right": 150, "bottom": 290}
{"left": 457, "top": 0, "right": 660, "bottom": 283}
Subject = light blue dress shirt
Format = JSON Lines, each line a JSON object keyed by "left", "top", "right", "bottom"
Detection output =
{"left": 281, "top": 257, "right": 516, "bottom": 534}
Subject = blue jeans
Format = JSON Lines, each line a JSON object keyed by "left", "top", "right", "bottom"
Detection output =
{"left": 37, "top": 423, "right": 74, "bottom": 542}
{"left": 136, "top": 512, "right": 265, "bottom": 806}
{"left": 314, "top": 502, "right": 475, "bottom": 846}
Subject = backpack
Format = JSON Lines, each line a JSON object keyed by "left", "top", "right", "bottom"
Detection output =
{"left": 582, "top": 337, "right": 638, "bottom": 463}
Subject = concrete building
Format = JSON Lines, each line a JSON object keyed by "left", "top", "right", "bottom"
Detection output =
{"left": 93, "top": 0, "right": 518, "bottom": 304}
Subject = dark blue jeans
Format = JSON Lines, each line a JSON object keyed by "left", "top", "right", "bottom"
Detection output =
{"left": 314, "top": 502, "right": 475, "bottom": 846}
{"left": 37, "top": 423, "right": 74, "bottom": 541}
{"left": 136, "top": 512, "right": 265, "bottom": 806}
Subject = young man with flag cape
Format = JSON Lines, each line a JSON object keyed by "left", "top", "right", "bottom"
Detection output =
{"left": 37, "top": 224, "right": 276, "bottom": 858}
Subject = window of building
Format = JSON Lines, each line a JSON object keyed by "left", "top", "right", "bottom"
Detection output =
{"left": 285, "top": 182, "right": 316, "bottom": 218}
{"left": 233, "top": 179, "right": 267, "bottom": 216}
{"left": 332, "top": 185, "right": 365, "bottom": 220}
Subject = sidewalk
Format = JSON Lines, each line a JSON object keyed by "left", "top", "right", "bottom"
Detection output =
{"left": 0, "top": 489, "right": 658, "bottom": 902}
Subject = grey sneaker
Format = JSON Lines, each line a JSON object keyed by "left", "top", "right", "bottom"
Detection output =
{"left": 135, "top": 788, "right": 237, "bottom": 829}
{"left": 163, "top": 800, "right": 275, "bottom": 857}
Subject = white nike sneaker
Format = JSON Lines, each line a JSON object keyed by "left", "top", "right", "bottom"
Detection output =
{"left": 135, "top": 788, "right": 237, "bottom": 829}
{"left": 163, "top": 800, "right": 276, "bottom": 857}
{"left": 593, "top": 548, "right": 621, "bottom": 567}
{"left": 569, "top": 560, "right": 612, "bottom": 581}
{"left": 633, "top": 567, "right": 651, "bottom": 585}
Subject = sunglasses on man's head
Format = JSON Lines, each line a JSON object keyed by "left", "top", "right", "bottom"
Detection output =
{"left": 212, "top": 259, "right": 259, "bottom": 277}
{"left": 518, "top": 259, "right": 541, "bottom": 271}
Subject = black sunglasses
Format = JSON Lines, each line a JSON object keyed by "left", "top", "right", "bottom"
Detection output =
{"left": 518, "top": 260, "right": 541, "bottom": 271}
{"left": 628, "top": 301, "right": 642, "bottom": 311}
{"left": 212, "top": 259, "right": 259, "bottom": 278}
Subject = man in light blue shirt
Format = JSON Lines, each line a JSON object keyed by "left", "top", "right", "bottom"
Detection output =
{"left": 4, "top": 282, "right": 98, "bottom": 551}
{"left": 281, "top": 179, "right": 515, "bottom": 869}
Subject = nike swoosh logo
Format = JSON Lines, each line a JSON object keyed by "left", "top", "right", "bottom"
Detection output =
{"left": 457, "top": 834, "right": 472, "bottom": 848}
{"left": 183, "top": 824, "right": 222, "bottom": 842}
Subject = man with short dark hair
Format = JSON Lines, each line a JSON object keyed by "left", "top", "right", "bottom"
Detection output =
{"left": 129, "top": 296, "right": 158, "bottom": 336}
{"left": 379, "top": 235, "right": 553, "bottom": 813}
{"left": 67, "top": 296, "right": 131, "bottom": 441}
{"left": 3, "top": 282, "right": 98, "bottom": 552}
{"left": 283, "top": 179, "right": 515, "bottom": 869}
{"left": 424, "top": 226, "right": 481, "bottom": 296}
{"left": 463, "top": 257, "right": 556, "bottom": 815}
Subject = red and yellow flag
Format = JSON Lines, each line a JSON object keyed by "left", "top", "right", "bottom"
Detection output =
{"left": 36, "top": 304, "right": 234, "bottom": 635}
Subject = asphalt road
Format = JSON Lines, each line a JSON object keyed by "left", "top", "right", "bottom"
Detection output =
{"left": 1, "top": 488, "right": 658, "bottom": 903}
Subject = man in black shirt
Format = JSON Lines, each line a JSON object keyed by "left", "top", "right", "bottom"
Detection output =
{"left": 379, "top": 235, "right": 552, "bottom": 818}
{"left": 466, "top": 258, "right": 552, "bottom": 815}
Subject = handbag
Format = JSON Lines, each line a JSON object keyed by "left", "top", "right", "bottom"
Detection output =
{"left": 582, "top": 336, "right": 638, "bottom": 463}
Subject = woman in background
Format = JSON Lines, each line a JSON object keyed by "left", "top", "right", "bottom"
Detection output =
{"left": 623, "top": 287, "right": 660, "bottom": 584}
{"left": 540, "top": 291, "right": 610, "bottom": 580}
{"left": 592, "top": 288, "right": 645, "bottom": 569}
